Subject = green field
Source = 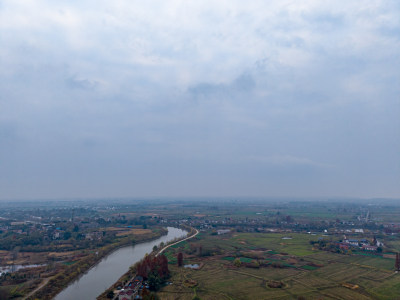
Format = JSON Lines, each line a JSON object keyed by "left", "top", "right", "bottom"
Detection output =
{"left": 158, "top": 231, "right": 400, "bottom": 300}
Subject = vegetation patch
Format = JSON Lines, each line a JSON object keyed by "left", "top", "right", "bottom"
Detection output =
{"left": 301, "top": 265, "right": 318, "bottom": 270}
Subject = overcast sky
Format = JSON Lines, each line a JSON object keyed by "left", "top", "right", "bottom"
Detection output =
{"left": 0, "top": 0, "right": 399, "bottom": 200}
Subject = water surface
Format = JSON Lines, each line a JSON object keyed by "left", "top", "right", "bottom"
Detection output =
{"left": 55, "top": 227, "right": 187, "bottom": 300}
{"left": 0, "top": 264, "right": 45, "bottom": 275}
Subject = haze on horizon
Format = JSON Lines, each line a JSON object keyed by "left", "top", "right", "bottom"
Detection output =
{"left": 0, "top": 1, "right": 399, "bottom": 200}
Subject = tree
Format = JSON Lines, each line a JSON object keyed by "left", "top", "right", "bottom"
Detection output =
{"left": 177, "top": 252, "right": 183, "bottom": 267}
{"left": 0, "top": 288, "right": 11, "bottom": 300}
{"left": 137, "top": 254, "right": 169, "bottom": 279}
{"left": 106, "top": 290, "right": 114, "bottom": 299}
{"left": 142, "top": 290, "right": 160, "bottom": 300}
{"left": 395, "top": 253, "right": 400, "bottom": 271}
{"left": 147, "top": 271, "right": 162, "bottom": 291}
{"left": 63, "top": 231, "right": 72, "bottom": 240}
{"left": 233, "top": 258, "right": 241, "bottom": 267}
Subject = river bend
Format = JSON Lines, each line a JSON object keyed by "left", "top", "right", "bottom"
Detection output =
{"left": 55, "top": 227, "right": 187, "bottom": 300}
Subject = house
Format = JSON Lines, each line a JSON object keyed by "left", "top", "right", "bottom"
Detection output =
{"left": 85, "top": 231, "right": 103, "bottom": 241}
{"left": 126, "top": 290, "right": 134, "bottom": 297}
{"left": 344, "top": 239, "right": 359, "bottom": 246}
{"left": 362, "top": 245, "right": 378, "bottom": 251}
{"left": 118, "top": 276, "right": 143, "bottom": 300}
{"left": 118, "top": 291, "right": 127, "bottom": 300}
{"left": 118, "top": 290, "right": 134, "bottom": 300}
{"left": 338, "top": 243, "right": 349, "bottom": 250}
{"left": 217, "top": 229, "right": 231, "bottom": 235}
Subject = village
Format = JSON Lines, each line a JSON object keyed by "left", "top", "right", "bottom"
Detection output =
{"left": 1, "top": 199, "right": 400, "bottom": 299}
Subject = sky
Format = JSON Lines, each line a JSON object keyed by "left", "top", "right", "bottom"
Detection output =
{"left": 0, "top": 0, "right": 399, "bottom": 200}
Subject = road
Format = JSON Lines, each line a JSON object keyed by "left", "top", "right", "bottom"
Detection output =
{"left": 111, "top": 227, "right": 199, "bottom": 299}
{"left": 22, "top": 276, "right": 52, "bottom": 300}
{"left": 156, "top": 227, "right": 199, "bottom": 256}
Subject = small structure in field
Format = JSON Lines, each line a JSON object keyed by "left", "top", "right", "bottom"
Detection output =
{"left": 342, "top": 283, "right": 359, "bottom": 290}
{"left": 217, "top": 229, "right": 231, "bottom": 235}
{"left": 268, "top": 281, "right": 285, "bottom": 288}
{"left": 184, "top": 264, "right": 200, "bottom": 269}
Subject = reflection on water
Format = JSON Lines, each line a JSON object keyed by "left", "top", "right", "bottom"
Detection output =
{"left": 0, "top": 264, "right": 46, "bottom": 276}
{"left": 55, "top": 227, "right": 187, "bottom": 300}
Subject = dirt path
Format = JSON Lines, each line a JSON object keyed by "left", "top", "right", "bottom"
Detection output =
{"left": 23, "top": 276, "right": 53, "bottom": 300}
{"left": 110, "top": 228, "right": 199, "bottom": 300}
{"left": 156, "top": 228, "right": 199, "bottom": 256}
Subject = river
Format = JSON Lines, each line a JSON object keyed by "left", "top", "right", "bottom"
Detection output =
{"left": 54, "top": 227, "right": 187, "bottom": 300}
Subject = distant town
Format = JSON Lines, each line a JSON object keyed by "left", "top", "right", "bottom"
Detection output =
{"left": 1, "top": 198, "right": 400, "bottom": 299}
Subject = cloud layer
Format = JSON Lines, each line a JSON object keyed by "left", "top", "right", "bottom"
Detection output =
{"left": 0, "top": 0, "right": 399, "bottom": 199}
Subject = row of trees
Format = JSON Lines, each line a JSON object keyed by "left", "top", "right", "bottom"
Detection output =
{"left": 0, "top": 229, "right": 119, "bottom": 252}
{"left": 137, "top": 254, "right": 169, "bottom": 291}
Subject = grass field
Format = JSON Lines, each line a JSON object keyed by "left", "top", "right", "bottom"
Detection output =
{"left": 158, "top": 231, "right": 400, "bottom": 299}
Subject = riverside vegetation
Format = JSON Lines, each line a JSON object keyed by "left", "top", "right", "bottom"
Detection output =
{"left": 0, "top": 200, "right": 167, "bottom": 299}
{"left": 1, "top": 198, "right": 400, "bottom": 299}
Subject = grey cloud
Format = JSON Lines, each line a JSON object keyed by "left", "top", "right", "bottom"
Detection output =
{"left": 188, "top": 73, "right": 255, "bottom": 97}
{"left": 378, "top": 26, "right": 400, "bottom": 39}
{"left": 188, "top": 82, "right": 225, "bottom": 97}
{"left": 0, "top": 123, "right": 17, "bottom": 140}
{"left": 232, "top": 73, "right": 256, "bottom": 91}
{"left": 0, "top": 123, "right": 19, "bottom": 152}
{"left": 303, "top": 12, "right": 345, "bottom": 31}
{"left": 247, "top": 155, "right": 333, "bottom": 169}
{"left": 66, "top": 76, "right": 98, "bottom": 90}
{"left": 0, "top": 1, "right": 399, "bottom": 199}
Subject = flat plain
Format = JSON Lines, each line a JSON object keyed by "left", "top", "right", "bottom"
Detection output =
{"left": 159, "top": 231, "right": 400, "bottom": 300}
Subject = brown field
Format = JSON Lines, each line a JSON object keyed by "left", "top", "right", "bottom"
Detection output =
{"left": 111, "top": 212, "right": 138, "bottom": 217}
{"left": 116, "top": 229, "right": 152, "bottom": 237}
{"left": 158, "top": 232, "right": 400, "bottom": 300}
{"left": 47, "top": 251, "right": 78, "bottom": 257}
{"left": 0, "top": 251, "right": 65, "bottom": 265}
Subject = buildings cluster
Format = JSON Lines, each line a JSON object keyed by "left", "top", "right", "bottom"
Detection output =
{"left": 337, "top": 236, "right": 384, "bottom": 252}
{"left": 117, "top": 276, "right": 144, "bottom": 300}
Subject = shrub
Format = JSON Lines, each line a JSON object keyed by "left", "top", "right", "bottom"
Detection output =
{"left": 233, "top": 258, "right": 241, "bottom": 267}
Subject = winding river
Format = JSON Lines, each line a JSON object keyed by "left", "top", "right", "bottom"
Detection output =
{"left": 55, "top": 227, "right": 187, "bottom": 300}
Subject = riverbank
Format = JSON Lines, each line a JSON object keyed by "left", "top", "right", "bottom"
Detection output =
{"left": 26, "top": 227, "right": 167, "bottom": 300}
{"left": 97, "top": 226, "right": 197, "bottom": 300}
{"left": 157, "top": 227, "right": 199, "bottom": 256}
